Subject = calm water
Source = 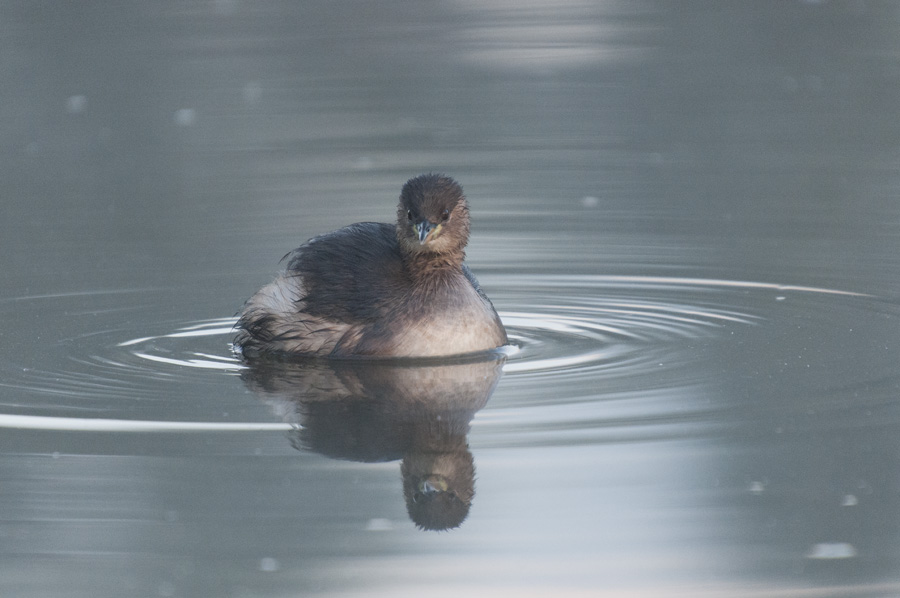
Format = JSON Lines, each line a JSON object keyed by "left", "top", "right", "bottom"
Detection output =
{"left": 3, "top": 1, "right": 900, "bottom": 596}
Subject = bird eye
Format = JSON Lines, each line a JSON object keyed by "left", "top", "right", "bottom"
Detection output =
{"left": 407, "top": 210, "right": 413, "bottom": 221}
{"left": 440, "top": 209, "right": 450, "bottom": 222}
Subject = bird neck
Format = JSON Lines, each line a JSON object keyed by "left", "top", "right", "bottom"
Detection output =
{"left": 402, "top": 248, "right": 466, "bottom": 277}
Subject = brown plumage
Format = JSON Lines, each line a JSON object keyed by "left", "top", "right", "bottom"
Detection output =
{"left": 234, "top": 174, "right": 508, "bottom": 358}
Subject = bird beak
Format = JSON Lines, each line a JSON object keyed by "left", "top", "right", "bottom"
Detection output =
{"left": 415, "top": 220, "right": 441, "bottom": 244}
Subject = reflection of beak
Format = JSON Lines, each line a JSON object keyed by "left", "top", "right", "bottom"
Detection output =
{"left": 419, "top": 475, "right": 449, "bottom": 496}
{"left": 415, "top": 221, "right": 442, "bottom": 244}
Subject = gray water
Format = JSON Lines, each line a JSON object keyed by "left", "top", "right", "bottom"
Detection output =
{"left": 3, "top": 1, "right": 900, "bottom": 596}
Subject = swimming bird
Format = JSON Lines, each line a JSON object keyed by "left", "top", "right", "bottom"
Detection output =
{"left": 234, "top": 173, "right": 507, "bottom": 358}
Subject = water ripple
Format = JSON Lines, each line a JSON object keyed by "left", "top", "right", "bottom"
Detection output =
{"left": 120, "top": 275, "right": 785, "bottom": 376}
{"left": 0, "top": 275, "right": 889, "bottom": 434}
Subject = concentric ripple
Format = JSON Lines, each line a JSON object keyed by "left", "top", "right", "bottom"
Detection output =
{"left": 122, "top": 275, "right": 858, "bottom": 376}
{"left": 498, "top": 274, "right": 866, "bottom": 375}
{"left": 0, "top": 275, "right": 884, "bottom": 434}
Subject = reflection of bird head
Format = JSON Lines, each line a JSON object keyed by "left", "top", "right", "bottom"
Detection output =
{"left": 401, "top": 447, "right": 475, "bottom": 531}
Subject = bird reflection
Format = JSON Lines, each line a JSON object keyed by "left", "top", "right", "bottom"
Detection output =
{"left": 239, "top": 355, "right": 504, "bottom": 530}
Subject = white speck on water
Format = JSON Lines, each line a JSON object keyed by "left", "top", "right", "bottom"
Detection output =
{"left": 243, "top": 81, "right": 262, "bottom": 104}
{"left": 365, "top": 518, "right": 393, "bottom": 531}
{"left": 174, "top": 108, "right": 197, "bottom": 127}
{"left": 842, "top": 494, "right": 858, "bottom": 507}
{"left": 581, "top": 196, "right": 599, "bottom": 208}
{"left": 775, "top": 296, "right": 786, "bottom": 301}
{"left": 66, "top": 95, "right": 87, "bottom": 114}
{"left": 806, "top": 542, "right": 857, "bottom": 560}
{"left": 748, "top": 481, "right": 765, "bottom": 495}
{"left": 258, "top": 557, "right": 280, "bottom": 572}
{"left": 50, "top": 451, "right": 60, "bottom": 459}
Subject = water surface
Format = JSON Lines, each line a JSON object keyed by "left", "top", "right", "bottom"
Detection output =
{"left": 2, "top": 2, "right": 900, "bottom": 596}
